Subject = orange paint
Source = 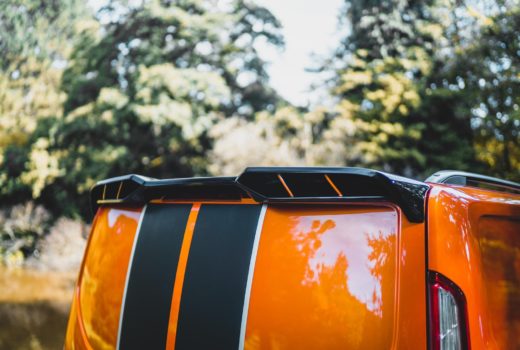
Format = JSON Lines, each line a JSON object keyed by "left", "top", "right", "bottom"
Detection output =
{"left": 324, "top": 174, "right": 343, "bottom": 196}
{"left": 74, "top": 286, "right": 93, "bottom": 350}
{"left": 244, "top": 203, "right": 426, "bottom": 349}
{"left": 65, "top": 210, "right": 102, "bottom": 350}
{"left": 65, "top": 173, "right": 520, "bottom": 350}
{"left": 67, "top": 200, "right": 427, "bottom": 350}
{"left": 65, "top": 206, "right": 143, "bottom": 349}
{"left": 427, "top": 184, "right": 520, "bottom": 350}
{"left": 394, "top": 209, "right": 427, "bottom": 349}
{"left": 165, "top": 203, "right": 201, "bottom": 349}
{"left": 277, "top": 174, "right": 294, "bottom": 197}
{"left": 65, "top": 287, "right": 83, "bottom": 349}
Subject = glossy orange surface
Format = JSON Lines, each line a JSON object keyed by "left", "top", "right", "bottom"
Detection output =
{"left": 65, "top": 287, "right": 89, "bottom": 350}
{"left": 427, "top": 184, "right": 520, "bottom": 350}
{"left": 66, "top": 200, "right": 427, "bottom": 350}
{"left": 65, "top": 206, "right": 142, "bottom": 350}
{"left": 395, "top": 210, "right": 429, "bottom": 349}
{"left": 244, "top": 204, "right": 427, "bottom": 349}
{"left": 165, "top": 203, "right": 200, "bottom": 350}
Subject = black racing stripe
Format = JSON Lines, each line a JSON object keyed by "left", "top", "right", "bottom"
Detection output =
{"left": 175, "top": 204, "right": 262, "bottom": 350}
{"left": 119, "top": 203, "right": 191, "bottom": 350}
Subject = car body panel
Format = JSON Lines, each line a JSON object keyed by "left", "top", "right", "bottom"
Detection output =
{"left": 244, "top": 203, "right": 426, "bottom": 350}
{"left": 66, "top": 207, "right": 143, "bottom": 349}
{"left": 427, "top": 184, "right": 520, "bottom": 349}
{"left": 65, "top": 169, "right": 520, "bottom": 350}
{"left": 65, "top": 201, "right": 427, "bottom": 349}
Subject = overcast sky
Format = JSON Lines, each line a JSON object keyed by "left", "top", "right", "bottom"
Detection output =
{"left": 255, "top": 0, "right": 343, "bottom": 106}
{"left": 89, "top": 0, "right": 344, "bottom": 106}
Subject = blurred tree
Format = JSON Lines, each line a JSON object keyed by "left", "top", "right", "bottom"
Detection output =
{"left": 454, "top": 5, "right": 520, "bottom": 180}
{"left": 209, "top": 106, "right": 329, "bottom": 175}
{"left": 319, "top": 0, "right": 481, "bottom": 177}
{"left": 45, "top": 0, "right": 285, "bottom": 218}
{"left": 62, "top": 0, "right": 284, "bottom": 116}
{"left": 0, "top": 0, "right": 90, "bottom": 260}
{"left": 0, "top": 0, "right": 86, "bottom": 69}
{"left": 1, "top": 0, "right": 519, "bottom": 227}
{"left": 0, "top": 0, "right": 91, "bottom": 206}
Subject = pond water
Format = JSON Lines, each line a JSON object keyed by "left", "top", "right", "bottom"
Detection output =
{"left": 0, "top": 267, "right": 76, "bottom": 350}
{"left": 0, "top": 302, "right": 70, "bottom": 349}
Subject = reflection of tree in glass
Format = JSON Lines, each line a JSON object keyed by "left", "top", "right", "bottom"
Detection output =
{"left": 246, "top": 207, "right": 397, "bottom": 349}
{"left": 366, "top": 231, "right": 396, "bottom": 316}
{"left": 292, "top": 218, "right": 336, "bottom": 284}
{"left": 365, "top": 230, "right": 396, "bottom": 350}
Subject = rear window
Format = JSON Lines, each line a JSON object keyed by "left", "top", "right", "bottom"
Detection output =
{"left": 478, "top": 216, "right": 520, "bottom": 349}
{"left": 245, "top": 205, "right": 398, "bottom": 349}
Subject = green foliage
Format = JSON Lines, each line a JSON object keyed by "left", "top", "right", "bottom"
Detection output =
{"left": 0, "top": 0, "right": 86, "bottom": 69}
{"left": 0, "top": 0, "right": 91, "bottom": 218}
{"left": 0, "top": 202, "right": 51, "bottom": 266}
{"left": 319, "top": 0, "right": 482, "bottom": 177}
{"left": 454, "top": 6, "right": 520, "bottom": 180}
{"left": 320, "top": 0, "right": 520, "bottom": 180}
{"left": 62, "top": 0, "right": 283, "bottom": 116}
{"left": 1, "top": 0, "right": 519, "bottom": 245}
{"left": 38, "top": 0, "right": 285, "bottom": 218}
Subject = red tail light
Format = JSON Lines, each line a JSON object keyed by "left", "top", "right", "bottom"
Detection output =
{"left": 429, "top": 271, "right": 470, "bottom": 350}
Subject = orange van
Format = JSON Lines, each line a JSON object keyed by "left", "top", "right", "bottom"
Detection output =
{"left": 64, "top": 167, "right": 520, "bottom": 350}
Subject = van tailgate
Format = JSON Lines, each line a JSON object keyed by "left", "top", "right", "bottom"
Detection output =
{"left": 65, "top": 201, "right": 426, "bottom": 349}
{"left": 66, "top": 168, "right": 428, "bottom": 349}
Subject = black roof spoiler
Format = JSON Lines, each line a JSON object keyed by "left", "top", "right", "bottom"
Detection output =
{"left": 90, "top": 167, "right": 430, "bottom": 223}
